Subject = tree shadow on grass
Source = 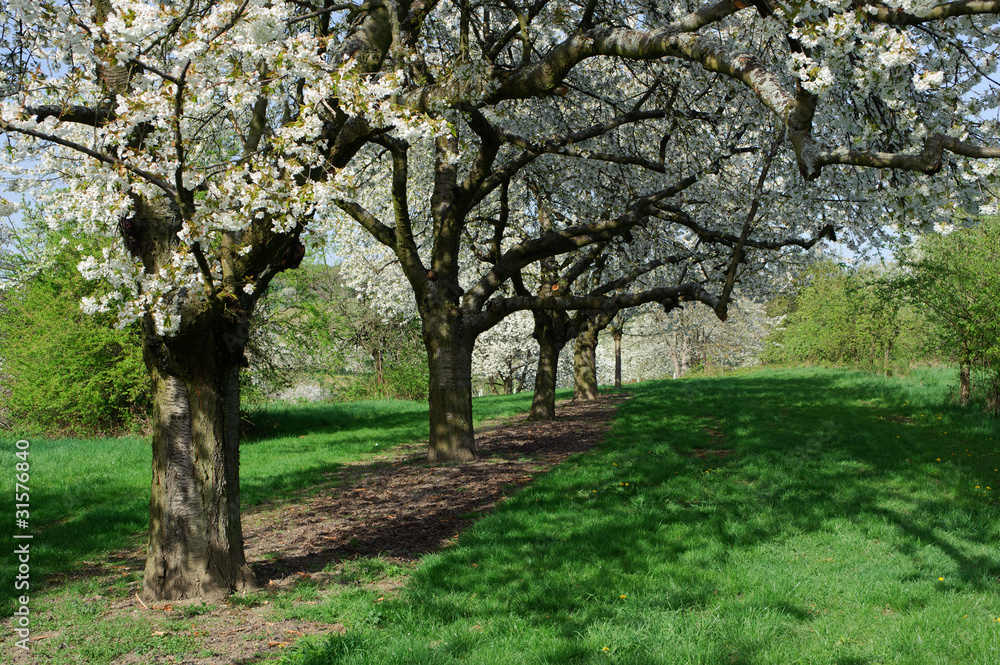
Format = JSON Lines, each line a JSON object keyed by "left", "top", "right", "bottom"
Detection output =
{"left": 246, "top": 396, "right": 625, "bottom": 582}
{"left": 310, "top": 370, "right": 1000, "bottom": 664}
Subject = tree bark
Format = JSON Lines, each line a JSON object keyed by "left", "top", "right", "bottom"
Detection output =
{"left": 573, "top": 329, "right": 599, "bottom": 401}
{"left": 671, "top": 330, "right": 682, "bottom": 379}
{"left": 986, "top": 372, "right": 1000, "bottom": 415}
{"left": 959, "top": 350, "right": 972, "bottom": 407}
{"left": 423, "top": 313, "right": 477, "bottom": 462}
{"left": 374, "top": 347, "right": 386, "bottom": 396}
{"left": 528, "top": 312, "right": 567, "bottom": 421}
{"left": 612, "top": 326, "right": 623, "bottom": 389}
{"left": 142, "top": 319, "right": 254, "bottom": 600}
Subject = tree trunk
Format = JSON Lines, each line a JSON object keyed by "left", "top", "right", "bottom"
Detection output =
{"left": 374, "top": 347, "right": 386, "bottom": 396}
{"left": 681, "top": 335, "right": 692, "bottom": 376}
{"left": 959, "top": 352, "right": 972, "bottom": 407}
{"left": 528, "top": 318, "right": 565, "bottom": 420}
{"left": 986, "top": 378, "right": 1000, "bottom": 415}
{"left": 142, "top": 320, "right": 255, "bottom": 600}
{"left": 424, "top": 321, "right": 477, "bottom": 462}
{"left": 671, "top": 330, "right": 681, "bottom": 379}
{"left": 613, "top": 327, "right": 623, "bottom": 389}
{"left": 573, "top": 331, "right": 599, "bottom": 401}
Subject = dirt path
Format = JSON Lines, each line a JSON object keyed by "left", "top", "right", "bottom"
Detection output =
{"left": 0, "top": 395, "right": 627, "bottom": 664}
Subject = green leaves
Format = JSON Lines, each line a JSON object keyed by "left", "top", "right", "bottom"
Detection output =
{"left": 765, "top": 260, "right": 926, "bottom": 374}
{"left": 0, "top": 241, "right": 150, "bottom": 435}
{"left": 895, "top": 217, "right": 1000, "bottom": 412}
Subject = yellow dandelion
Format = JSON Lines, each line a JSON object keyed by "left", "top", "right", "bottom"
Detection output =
{"left": 939, "top": 577, "right": 945, "bottom": 581}
{"left": 620, "top": 594, "right": 627, "bottom": 599}
{"left": 603, "top": 647, "right": 610, "bottom": 651}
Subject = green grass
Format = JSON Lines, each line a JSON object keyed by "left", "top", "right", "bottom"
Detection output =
{"left": 0, "top": 392, "right": 549, "bottom": 621}
{"left": 3, "top": 370, "right": 999, "bottom": 664}
{"left": 277, "top": 367, "right": 1000, "bottom": 665}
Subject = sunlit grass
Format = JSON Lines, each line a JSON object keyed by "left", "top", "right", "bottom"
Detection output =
{"left": 3, "top": 369, "right": 999, "bottom": 664}
{"left": 279, "top": 367, "right": 1000, "bottom": 665}
{"left": 0, "top": 392, "right": 549, "bottom": 618}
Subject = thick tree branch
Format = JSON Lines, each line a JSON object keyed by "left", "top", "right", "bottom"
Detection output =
{"left": 469, "top": 107, "right": 676, "bottom": 210}
{"left": 465, "top": 169, "right": 705, "bottom": 311}
{"left": 334, "top": 198, "right": 397, "bottom": 248}
{"left": 656, "top": 204, "right": 837, "bottom": 251}
{"left": 863, "top": 0, "right": 1000, "bottom": 25}
{"left": 480, "top": 281, "right": 722, "bottom": 332}
{"left": 589, "top": 253, "right": 694, "bottom": 297}
{"left": 22, "top": 104, "right": 113, "bottom": 127}
{"left": 374, "top": 135, "right": 429, "bottom": 297}
{"left": 805, "top": 134, "right": 1000, "bottom": 179}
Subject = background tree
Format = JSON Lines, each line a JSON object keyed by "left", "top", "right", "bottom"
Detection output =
{"left": 894, "top": 219, "right": 1000, "bottom": 410}
{"left": 620, "top": 298, "right": 780, "bottom": 379}
{"left": 765, "top": 260, "right": 927, "bottom": 375}
{"left": 471, "top": 310, "right": 537, "bottom": 396}
{"left": 249, "top": 258, "right": 428, "bottom": 402}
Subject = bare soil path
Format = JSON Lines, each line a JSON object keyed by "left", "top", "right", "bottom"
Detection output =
{"left": 0, "top": 394, "right": 626, "bottom": 664}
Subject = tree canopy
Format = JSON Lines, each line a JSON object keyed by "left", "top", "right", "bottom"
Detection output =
{"left": 4, "top": 0, "right": 1000, "bottom": 600}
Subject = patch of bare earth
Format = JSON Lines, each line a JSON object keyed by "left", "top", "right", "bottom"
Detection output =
{"left": 0, "top": 395, "right": 626, "bottom": 665}
{"left": 687, "top": 420, "right": 735, "bottom": 460}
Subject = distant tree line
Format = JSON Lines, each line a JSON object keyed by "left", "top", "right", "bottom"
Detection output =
{"left": 765, "top": 218, "right": 1000, "bottom": 413}
{"left": 764, "top": 259, "right": 928, "bottom": 376}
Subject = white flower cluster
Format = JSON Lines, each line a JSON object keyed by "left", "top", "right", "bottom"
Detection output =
{"left": 2, "top": 0, "right": 439, "bottom": 335}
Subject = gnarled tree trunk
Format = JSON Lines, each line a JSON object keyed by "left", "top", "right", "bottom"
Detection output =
{"left": 528, "top": 311, "right": 567, "bottom": 421}
{"left": 573, "top": 329, "right": 599, "bottom": 401}
{"left": 142, "top": 318, "right": 254, "bottom": 600}
{"left": 423, "top": 309, "right": 477, "bottom": 462}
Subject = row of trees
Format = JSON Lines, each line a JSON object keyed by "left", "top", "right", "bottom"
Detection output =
{"left": 764, "top": 259, "right": 928, "bottom": 375}
{"left": 0, "top": 215, "right": 775, "bottom": 434}
{"left": 4, "top": 0, "right": 1000, "bottom": 601}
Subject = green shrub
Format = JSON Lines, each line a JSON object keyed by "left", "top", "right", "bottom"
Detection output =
{"left": 765, "top": 259, "right": 927, "bottom": 374}
{"left": 0, "top": 247, "right": 150, "bottom": 435}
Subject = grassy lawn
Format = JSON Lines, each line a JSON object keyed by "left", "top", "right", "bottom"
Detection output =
{"left": 2, "top": 368, "right": 999, "bottom": 664}
{"left": 278, "top": 367, "right": 1000, "bottom": 665}
{"left": 0, "top": 392, "right": 546, "bottom": 617}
